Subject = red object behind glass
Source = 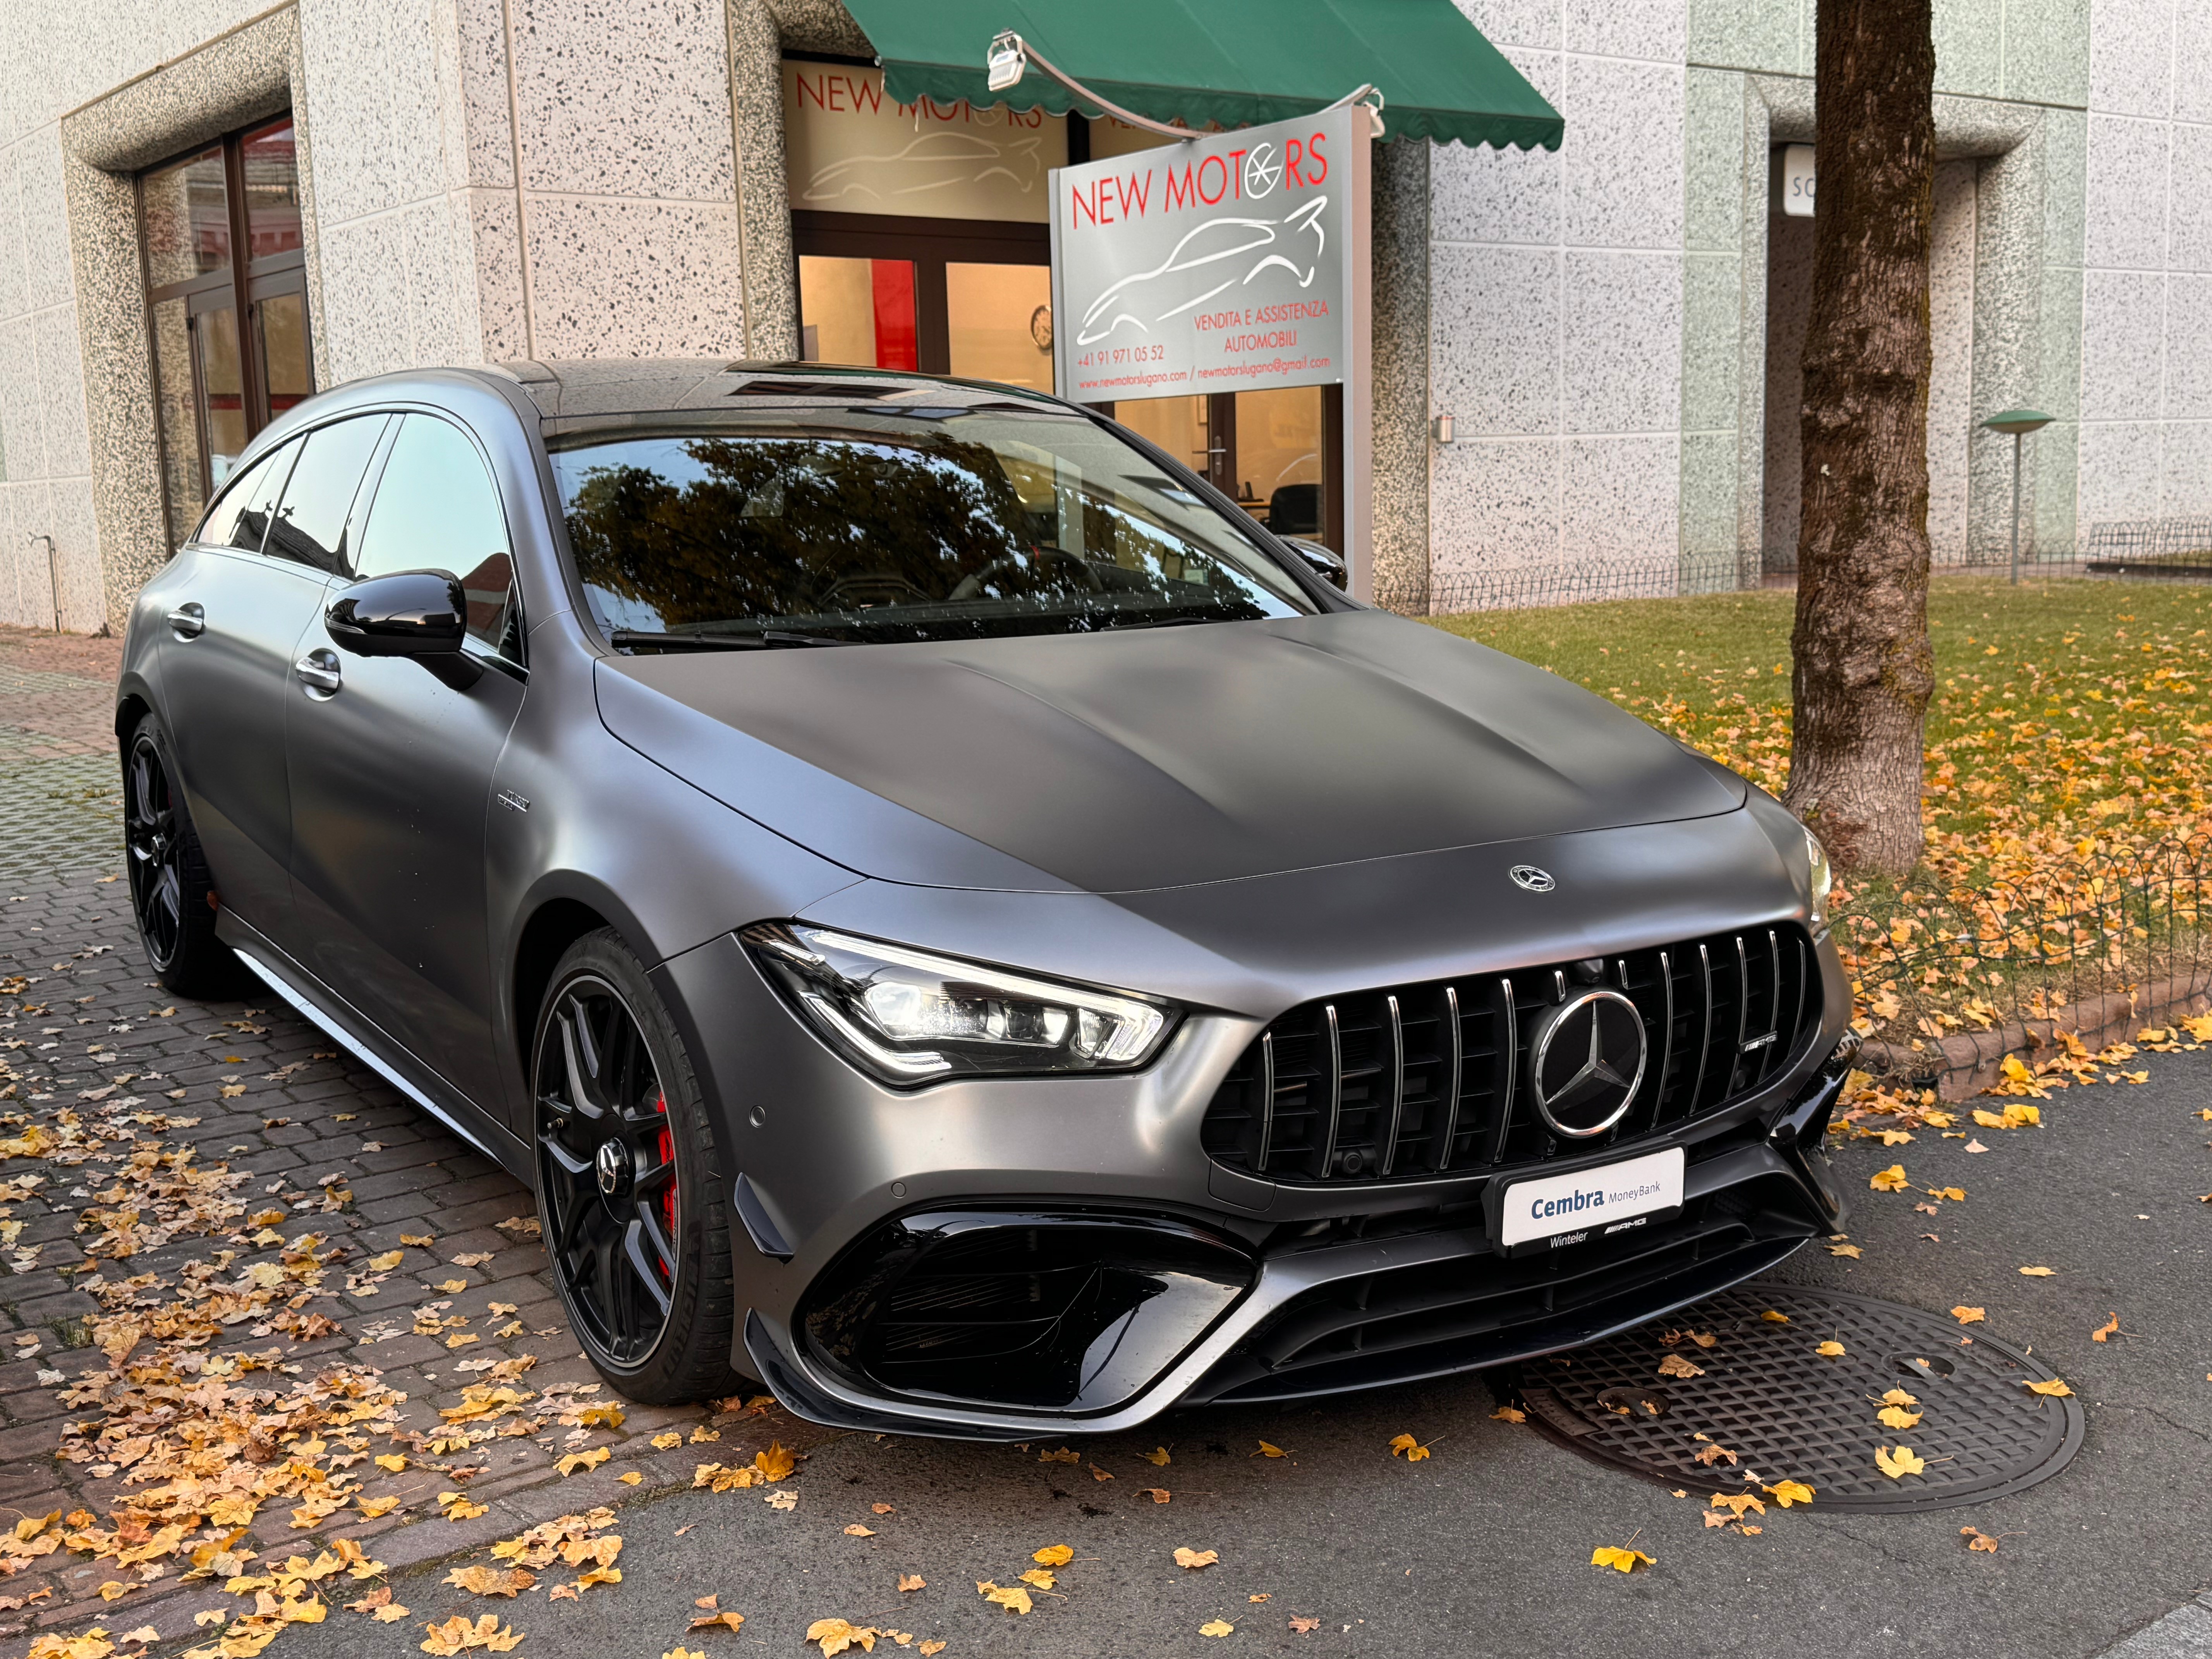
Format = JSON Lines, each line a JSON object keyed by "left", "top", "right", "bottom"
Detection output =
{"left": 870, "top": 260, "right": 918, "bottom": 371}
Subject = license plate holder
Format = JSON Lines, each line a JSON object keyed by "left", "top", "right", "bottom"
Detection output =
{"left": 1498, "top": 1146, "right": 1685, "bottom": 1257}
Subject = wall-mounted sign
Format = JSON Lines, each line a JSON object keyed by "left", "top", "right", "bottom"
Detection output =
{"left": 1049, "top": 106, "right": 1362, "bottom": 404}
{"left": 1778, "top": 143, "right": 1815, "bottom": 217}
{"left": 781, "top": 62, "right": 1067, "bottom": 223}
{"left": 1050, "top": 104, "right": 1376, "bottom": 601}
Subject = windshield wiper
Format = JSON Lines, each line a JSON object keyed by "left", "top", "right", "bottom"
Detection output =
{"left": 1094, "top": 612, "right": 1222, "bottom": 632}
{"left": 610, "top": 629, "right": 849, "bottom": 653}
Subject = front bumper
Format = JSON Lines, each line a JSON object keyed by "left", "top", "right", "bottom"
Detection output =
{"left": 657, "top": 898, "right": 1854, "bottom": 1441}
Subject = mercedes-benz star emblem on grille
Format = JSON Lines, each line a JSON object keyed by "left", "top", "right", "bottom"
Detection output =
{"left": 1527, "top": 989, "right": 1649, "bottom": 1138}
{"left": 1509, "top": 865, "right": 1556, "bottom": 893}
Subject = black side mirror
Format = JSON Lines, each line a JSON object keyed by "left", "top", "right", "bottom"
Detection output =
{"left": 327, "top": 570, "right": 481, "bottom": 687}
{"left": 1281, "top": 536, "right": 1347, "bottom": 591}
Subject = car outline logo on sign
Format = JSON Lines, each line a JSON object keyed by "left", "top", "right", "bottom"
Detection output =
{"left": 1527, "top": 989, "right": 1648, "bottom": 1138}
{"left": 1509, "top": 864, "right": 1555, "bottom": 892}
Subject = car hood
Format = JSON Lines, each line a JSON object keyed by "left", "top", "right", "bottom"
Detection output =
{"left": 592, "top": 611, "right": 1745, "bottom": 894}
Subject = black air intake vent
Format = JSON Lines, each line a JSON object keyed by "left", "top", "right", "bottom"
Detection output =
{"left": 1200, "top": 926, "right": 1821, "bottom": 1186}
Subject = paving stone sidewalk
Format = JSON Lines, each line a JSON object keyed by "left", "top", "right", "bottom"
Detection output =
{"left": 0, "top": 636, "right": 833, "bottom": 1653}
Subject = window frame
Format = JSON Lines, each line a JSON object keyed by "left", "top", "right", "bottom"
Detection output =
{"left": 347, "top": 409, "right": 528, "bottom": 673}
{"left": 139, "top": 115, "right": 313, "bottom": 554}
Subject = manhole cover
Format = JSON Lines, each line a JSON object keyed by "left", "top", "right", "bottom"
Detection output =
{"left": 1504, "top": 1284, "right": 2083, "bottom": 1513}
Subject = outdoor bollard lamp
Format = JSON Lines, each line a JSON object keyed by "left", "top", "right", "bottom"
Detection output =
{"left": 1980, "top": 408, "right": 2055, "bottom": 585}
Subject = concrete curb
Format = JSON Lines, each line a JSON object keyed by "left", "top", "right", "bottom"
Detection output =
{"left": 1858, "top": 969, "right": 2212, "bottom": 1101}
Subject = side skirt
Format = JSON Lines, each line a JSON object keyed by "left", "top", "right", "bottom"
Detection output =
{"left": 222, "top": 921, "right": 531, "bottom": 1181}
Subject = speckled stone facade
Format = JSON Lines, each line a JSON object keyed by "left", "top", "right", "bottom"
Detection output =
{"left": 6, "top": 0, "right": 2208, "bottom": 627}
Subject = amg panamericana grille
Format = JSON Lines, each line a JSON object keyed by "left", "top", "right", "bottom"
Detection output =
{"left": 1200, "top": 926, "right": 1819, "bottom": 1185}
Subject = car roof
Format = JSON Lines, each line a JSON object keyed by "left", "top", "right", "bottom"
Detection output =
{"left": 479, "top": 358, "right": 1073, "bottom": 423}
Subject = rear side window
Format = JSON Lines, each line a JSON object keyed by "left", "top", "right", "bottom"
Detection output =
{"left": 353, "top": 414, "right": 520, "bottom": 658}
{"left": 192, "top": 439, "right": 298, "bottom": 553}
{"left": 264, "top": 415, "right": 389, "bottom": 572}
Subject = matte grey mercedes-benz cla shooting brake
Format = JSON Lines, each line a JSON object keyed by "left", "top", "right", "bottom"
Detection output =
{"left": 118, "top": 359, "right": 1853, "bottom": 1436}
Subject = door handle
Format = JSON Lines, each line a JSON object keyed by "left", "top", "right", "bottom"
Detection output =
{"left": 167, "top": 603, "right": 204, "bottom": 639}
{"left": 294, "top": 649, "right": 342, "bottom": 699}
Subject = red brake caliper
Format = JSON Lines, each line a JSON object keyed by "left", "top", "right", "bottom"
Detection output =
{"left": 654, "top": 1093, "right": 675, "bottom": 1272}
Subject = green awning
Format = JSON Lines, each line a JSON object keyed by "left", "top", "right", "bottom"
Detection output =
{"left": 840, "top": 0, "right": 1563, "bottom": 152}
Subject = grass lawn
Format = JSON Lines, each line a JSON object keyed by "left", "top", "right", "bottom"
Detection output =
{"left": 1424, "top": 576, "right": 2212, "bottom": 1055}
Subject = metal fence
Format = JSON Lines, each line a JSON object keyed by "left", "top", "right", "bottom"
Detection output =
{"left": 1849, "top": 835, "right": 2212, "bottom": 1094}
{"left": 1392, "top": 526, "right": 2212, "bottom": 618}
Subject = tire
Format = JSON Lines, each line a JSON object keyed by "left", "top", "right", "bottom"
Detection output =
{"left": 532, "top": 928, "right": 744, "bottom": 1405}
{"left": 122, "top": 713, "right": 253, "bottom": 1000}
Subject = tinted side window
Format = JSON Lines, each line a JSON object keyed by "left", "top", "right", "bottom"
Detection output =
{"left": 192, "top": 440, "right": 297, "bottom": 553}
{"left": 354, "top": 416, "right": 518, "bottom": 656}
{"left": 264, "top": 415, "right": 388, "bottom": 572}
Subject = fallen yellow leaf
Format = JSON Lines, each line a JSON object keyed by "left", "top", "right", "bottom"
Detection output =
{"left": 807, "top": 1618, "right": 881, "bottom": 1655}
{"left": 374, "top": 1453, "right": 408, "bottom": 1472}
{"left": 2022, "top": 1378, "right": 2074, "bottom": 1398}
{"left": 1387, "top": 1433, "right": 1431, "bottom": 1461}
{"left": 1815, "top": 1341, "right": 1846, "bottom": 1357}
{"left": 445, "top": 1565, "right": 535, "bottom": 1598}
{"left": 651, "top": 1432, "right": 682, "bottom": 1450}
{"left": 2018, "top": 1266, "right": 2056, "bottom": 1277}
{"left": 556, "top": 1447, "right": 610, "bottom": 1476}
{"left": 1657, "top": 1353, "right": 1704, "bottom": 1378}
{"left": 1254, "top": 1441, "right": 1288, "bottom": 1458}
{"left": 2092, "top": 1313, "right": 2120, "bottom": 1342}
{"left": 1032, "top": 1545, "right": 1072, "bottom": 1566}
{"left": 1491, "top": 1405, "right": 1527, "bottom": 1424}
{"left": 1951, "top": 1306, "right": 1986, "bottom": 1324}
{"left": 1143, "top": 1446, "right": 1171, "bottom": 1466}
{"left": 1018, "top": 1569, "right": 1055, "bottom": 1590}
{"left": 369, "top": 1250, "right": 405, "bottom": 1271}
{"left": 1764, "top": 1480, "right": 1814, "bottom": 1507}
{"left": 1828, "top": 1243, "right": 1863, "bottom": 1259}
{"left": 419, "top": 1613, "right": 524, "bottom": 1653}
{"left": 1877, "top": 1405, "right": 1923, "bottom": 1429}
{"left": 897, "top": 1574, "right": 925, "bottom": 1592}
{"left": 1174, "top": 1547, "right": 1220, "bottom": 1570}
{"left": 754, "top": 1443, "right": 797, "bottom": 1482}
{"left": 1199, "top": 1620, "right": 1235, "bottom": 1637}
{"left": 1874, "top": 1444, "right": 1927, "bottom": 1479}
{"left": 1590, "top": 1546, "right": 1654, "bottom": 1573}
{"left": 437, "top": 1278, "right": 469, "bottom": 1293}
{"left": 1869, "top": 1165, "right": 1910, "bottom": 1192}
{"left": 977, "top": 1581, "right": 1032, "bottom": 1615}
{"left": 1760, "top": 1310, "right": 1791, "bottom": 1324}
{"left": 845, "top": 1525, "right": 875, "bottom": 1537}
{"left": 1962, "top": 1526, "right": 2001, "bottom": 1553}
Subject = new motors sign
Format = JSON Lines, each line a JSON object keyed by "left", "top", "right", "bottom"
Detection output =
{"left": 1049, "top": 107, "right": 1364, "bottom": 403}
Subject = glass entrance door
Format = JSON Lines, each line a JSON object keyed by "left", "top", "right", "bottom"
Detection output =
{"left": 141, "top": 116, "right": 313, "bottom": 547}
{"left": 1111, "top": 386, "right": 1340, "bottom": 551}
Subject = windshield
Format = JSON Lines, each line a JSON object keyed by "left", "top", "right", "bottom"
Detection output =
{"left": 548, "top": 403, "right": 1318, "bottom": 646}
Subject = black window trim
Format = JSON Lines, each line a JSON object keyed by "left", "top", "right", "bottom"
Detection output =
{"left": 347, "top": 407, "right": 529, "bottom": 674}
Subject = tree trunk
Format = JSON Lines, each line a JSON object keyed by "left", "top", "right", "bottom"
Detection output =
{"left": 1783, "top": 0, "right": 1937, "bottom": 877}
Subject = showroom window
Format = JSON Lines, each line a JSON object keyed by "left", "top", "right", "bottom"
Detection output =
{"left": 141, "top": 116, "right": 312, "bottom": 551}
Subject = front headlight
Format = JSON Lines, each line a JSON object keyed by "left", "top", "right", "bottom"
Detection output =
{"left": 1804, "top": 826, "right": 1833, "bottom": 927}
{"left": 740, "top": 922, "right": 1177, "bottom": 1085}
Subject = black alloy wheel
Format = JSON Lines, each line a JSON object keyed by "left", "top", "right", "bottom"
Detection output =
{"left": 122, "top": 714, "right": 246, "bottom": 998}
{"left": 124, "top": 734, "right": 185, "bottom": 965}
{"left": 533, "top": 933, "right": 742, "bottom": 1401}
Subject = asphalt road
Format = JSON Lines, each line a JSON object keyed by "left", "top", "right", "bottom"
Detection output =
{"left": 269, "top": 1051, "right": 2212, "bottom": 1659}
